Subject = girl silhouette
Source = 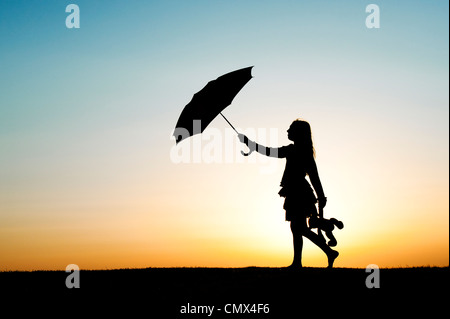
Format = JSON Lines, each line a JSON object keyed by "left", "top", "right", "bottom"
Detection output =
{"left": 238, "top": 119, "right": 339, "bottom": 268}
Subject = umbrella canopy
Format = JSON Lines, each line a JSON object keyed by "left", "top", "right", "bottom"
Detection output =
{"left": 173, "top": 66, "right": 253, "bottom": 144}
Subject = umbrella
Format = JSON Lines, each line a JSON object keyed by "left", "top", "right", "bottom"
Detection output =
{"left": 173, "top": 66, "right": 253, "bottom": 145}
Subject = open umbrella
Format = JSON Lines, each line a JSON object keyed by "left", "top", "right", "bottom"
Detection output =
{"left": 173, "top": 66, "right": 253, "bottom": 145}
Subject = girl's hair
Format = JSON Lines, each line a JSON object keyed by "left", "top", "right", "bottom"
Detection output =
{"left": 290, "top": 119, "right": 316, "bottom": 157}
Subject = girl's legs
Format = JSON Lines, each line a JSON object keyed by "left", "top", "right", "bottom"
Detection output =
{"left": 289, "top": 220, "right": 304, "bottom": 268}
{"left": 290, "top": 218, "right": 339, "bottom": 268}
{"left": 302, "top": 227, "right": 339, "bottom": 268}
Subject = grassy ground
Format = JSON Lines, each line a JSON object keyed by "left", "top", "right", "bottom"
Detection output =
{"left": 1, "top": 266, "right": 448, "bottom": 317}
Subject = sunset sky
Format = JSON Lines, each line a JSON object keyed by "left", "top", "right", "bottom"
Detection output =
{"left": 1, "top": 0, "right": 448, "bottom": 270}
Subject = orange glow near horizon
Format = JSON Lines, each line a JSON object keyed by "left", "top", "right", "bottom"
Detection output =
{"left": 1, "top": 148, "right": 448, "bottom": 270}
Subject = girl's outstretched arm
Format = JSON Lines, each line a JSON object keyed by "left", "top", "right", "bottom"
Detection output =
{"left": 238, "top": 134, "right": 287, "bottom": 158}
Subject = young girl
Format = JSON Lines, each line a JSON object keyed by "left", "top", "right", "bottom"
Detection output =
{"left": 238, "top": 119, "right": 339, "bottom": 268}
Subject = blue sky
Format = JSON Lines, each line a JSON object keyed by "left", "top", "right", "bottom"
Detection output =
{"left": 1, "top": 0, "right": 448, "bottom": 134}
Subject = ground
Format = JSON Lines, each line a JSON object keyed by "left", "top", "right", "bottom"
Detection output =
{"left": 1, "top": 267, "right": 448, "bottom": 317}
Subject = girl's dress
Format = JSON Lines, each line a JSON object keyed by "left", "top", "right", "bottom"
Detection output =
{"left": 276, "top": 144, "right": 323, "bottom": 221}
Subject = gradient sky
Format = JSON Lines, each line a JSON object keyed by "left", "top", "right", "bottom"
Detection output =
{"left": 1, "top": 0, "right": 448, "bottom": 270}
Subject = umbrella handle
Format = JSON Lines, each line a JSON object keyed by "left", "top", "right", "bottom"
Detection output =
{"left": 241, "top": 145, "right": 254, "bottom": 156}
